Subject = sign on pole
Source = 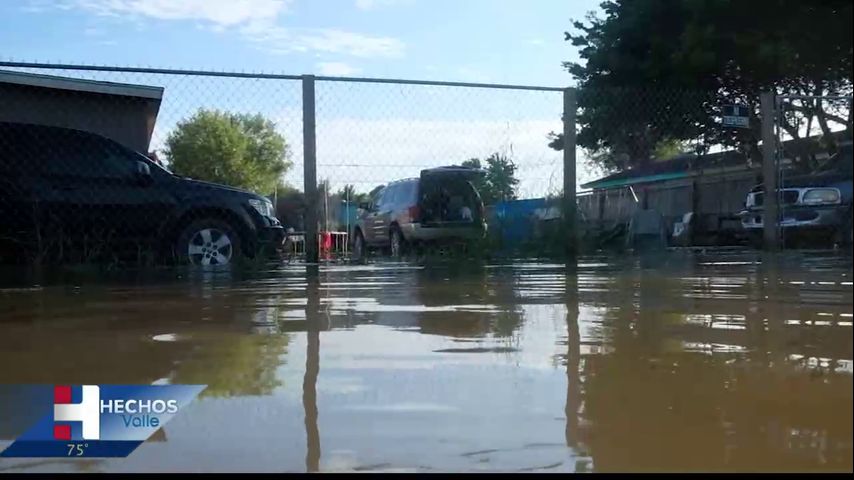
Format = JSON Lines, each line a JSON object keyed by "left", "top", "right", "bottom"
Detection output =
{"left": 722, "top": 104, "right": 750, "bottom": 128}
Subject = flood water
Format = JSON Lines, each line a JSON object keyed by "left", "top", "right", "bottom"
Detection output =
{"left": 0, "top": 250, "right": 852, "bottom": 472}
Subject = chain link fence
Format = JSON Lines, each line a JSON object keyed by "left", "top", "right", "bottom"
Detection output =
{"left": 0, "top": 62, "right": 850, "bottom": 266}
{"left": 0, "top": 63, "right": 567, "bottom": 265}
{"left": 0, "top": 64, "right": 304, "bottom": 265}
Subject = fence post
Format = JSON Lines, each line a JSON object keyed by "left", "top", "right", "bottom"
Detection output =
{"left": 302, "top": 75, "right": 319, "bottom": 263}
{"left": 563, "top": 87, "right": 577, "bottom": 256}
{"left": 760, "top": 91, "right": 779, "bottom": 251}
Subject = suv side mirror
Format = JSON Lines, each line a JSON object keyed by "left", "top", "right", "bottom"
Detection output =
{"left": 358, "top": 201, "right": 371, "bottom": 211}
{"left": 135, "top": 160, "right": 152, "bottom": 185}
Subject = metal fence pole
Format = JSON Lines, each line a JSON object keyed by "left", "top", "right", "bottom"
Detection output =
{"left": 303, "top": 264, "right": 321, "bottom": 471}
{"left": 302, "top": 75, "right": 319, "bottom": 263}
{"left": 760, "top": 92, "right": 779, "bottom": 251}
{"left": 563, "top": 87, "right": 578, "bottom": 256}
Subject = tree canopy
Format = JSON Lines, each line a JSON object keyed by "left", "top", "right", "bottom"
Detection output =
{"left": 461, "top": 153, "right": 520, "bottom": 205}
{"left": 553, "top": 0, "right": 853, "bottom": 172}
{"left": 166, "top": 109, "right": 292, "bottom": 195}
{"left": 336, "top": 184, "right": 369, "bottom": 205}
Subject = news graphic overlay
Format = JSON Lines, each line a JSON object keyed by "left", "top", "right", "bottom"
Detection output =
{"left": 1, "top": 384, "right": 205, "bottom": 458}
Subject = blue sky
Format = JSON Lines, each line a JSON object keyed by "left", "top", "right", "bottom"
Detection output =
{"left": 2, "top": 0, "right": 599, "bottom": 86}
{"left": 1, "top": 0, "right": 606, "bottom": 194}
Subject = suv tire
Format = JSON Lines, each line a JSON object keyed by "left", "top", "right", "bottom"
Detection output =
{"left": 176, "top": 218, "right": 242, "bottom": 266}
{"left": 390, "top": 226, "right": 406, "bottom": 257}
{"left": 352, "top": 229, "right": 367, "bottom": 261}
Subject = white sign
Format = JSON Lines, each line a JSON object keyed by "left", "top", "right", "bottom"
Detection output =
{"left": 722, "top": 104, "right": 750, "bottom": 128}
{"left": 722, "top": 115, "right": 750, "bottom": 128}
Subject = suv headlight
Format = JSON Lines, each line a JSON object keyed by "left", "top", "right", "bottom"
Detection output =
{"left": 745, "top": 193, "right": 756, "bottom": 208}
{"left": 802, "top": 188, "right": 840, "bottom": 205}
{"left": 248, "top": 198, "right": 275, "bottom": 218}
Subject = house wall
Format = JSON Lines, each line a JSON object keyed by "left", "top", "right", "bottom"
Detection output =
{"left": 0, "top": 82, "right": 159, "bottom": 152}
{"left": 641, "top": 180, "right": 693, "bottom": 218}
{"left": 579, "top": 187, "right": 638, "bottom": 224}
{"left": 580, "top": 168, "right": 759, "bottom": 242}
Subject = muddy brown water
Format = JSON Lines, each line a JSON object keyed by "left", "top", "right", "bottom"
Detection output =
{"left": 0, "top": 250, "right": 851, "bottom": 472}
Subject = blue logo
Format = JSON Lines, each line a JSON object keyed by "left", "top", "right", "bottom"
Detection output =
{"left": 1, "top": 384, "right": 205, "bottom": 458}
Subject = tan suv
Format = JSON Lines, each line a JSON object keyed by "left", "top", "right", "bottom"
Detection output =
{"left": 351, "top": 166, "right": 487, "bottom": 258}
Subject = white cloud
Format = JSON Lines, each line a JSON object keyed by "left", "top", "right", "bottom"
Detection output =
{"left": 355, "top": 0, "right": 414, "bottom": 10}
{"left": 283, "top": 117, "right": 567, "bottom": 197}
{"left": 302, "top": 29, "right": 404, "bottom": 58}
{"left": 527, "top": 38, "right": 545, "bottom": 46}
{"left": 243, "top": 24, "right": 405, "bottom": 58}
{"left": 69, "top": 0, "right": 290, "bottom": 26}
{"left": 22, "top": 0, "right": 74, "bottom": 13}
{"left": 316, "top": 62, "right": 361, "bottom": 76}
{"left": 36, "top": 0, "right": 405, "bottom": 59}
{"left": 150, "top": 106, "right": 586, "bottom": 198}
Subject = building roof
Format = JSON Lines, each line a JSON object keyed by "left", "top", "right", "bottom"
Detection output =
{"left": 581, "top": 150, "right": 749, "bottom": 190}
{"left": 581, "top": 132, "right": 852, "bottom": 190}
{"left": 0, "top": 69, "right": 163, "bottom": 100}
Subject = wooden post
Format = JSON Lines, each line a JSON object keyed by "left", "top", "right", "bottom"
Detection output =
{"left": 302, "top": 75, "right": 319, "bottom": 263}
{"left": 563, "top": 88, "right": 577, "bottom": 256}
{"left": 760, "top": 92, "right": 779, "bottom": 250}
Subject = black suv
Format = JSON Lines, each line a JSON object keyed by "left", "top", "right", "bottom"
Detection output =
{"left": 0, "top": 122, "right": 284, "bottom": 265}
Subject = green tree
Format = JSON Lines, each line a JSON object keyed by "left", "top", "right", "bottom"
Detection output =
{"left": 166, "top": 109, "right": 292, "bottom": 195}
{"left": 551, "top": 0, "right": 853, "bottom": 172}
{"left": 462, "top": 153, "right": 520, "bottom": 204}
{"left": 336, "top": 184, "right": 368, "bottom": 205}
{"left": 273, "top": 180, "right": 300, "bottom": 197}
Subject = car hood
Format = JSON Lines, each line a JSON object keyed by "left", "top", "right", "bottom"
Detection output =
{"left": 176, "top": 177, "right": 263, "bottom": 198}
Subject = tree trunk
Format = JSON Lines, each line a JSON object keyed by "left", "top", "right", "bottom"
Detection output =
{"left": 813, "top": 84, "right": 836, "bottom": 150}
{"left": 748, "top": 140, "right": 763, "bottom": 171}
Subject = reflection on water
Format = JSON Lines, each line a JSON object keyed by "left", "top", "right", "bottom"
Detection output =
{"left": 0, "top": 250, "right": 851, "bottom": 472}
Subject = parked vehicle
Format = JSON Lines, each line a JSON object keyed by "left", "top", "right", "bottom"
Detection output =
{"left": 0, "top": 122, "right": 284, "bottom": 265}
{"left": 739, "top": 144, "right": 853, "bottom": 248}
{"left": 351, "top": 166, "right": 487, "bottom": 258}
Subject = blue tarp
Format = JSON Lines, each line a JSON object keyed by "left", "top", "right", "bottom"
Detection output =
{"left": 337, "top": 204, "right": 360, "bottom": 232}
{"left": 492, "top": 198, "right": 548, "bottom": 245}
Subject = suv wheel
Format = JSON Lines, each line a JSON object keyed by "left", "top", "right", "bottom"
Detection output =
{"left": 176, "top": 218, "right": 241, "bottom": 266}
{"left": 352, "top": 229, "right": 366, "bottom": 260}
{"left": 390, "top": 227, "right": 405, "bottom": 257}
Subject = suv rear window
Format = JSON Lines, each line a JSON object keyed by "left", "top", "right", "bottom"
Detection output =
{"left": 380, "top": 181, "right": 417, "bottom": 209}
{"left": 393, "top": 181, "right": 417, "bottom": 206}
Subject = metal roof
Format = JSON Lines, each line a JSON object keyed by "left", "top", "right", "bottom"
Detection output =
{"left": 581, "top": 133, "right": 852, "bottom": 190}
{"left": 0, "top": 69, "right": 163, "bottom": 100}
